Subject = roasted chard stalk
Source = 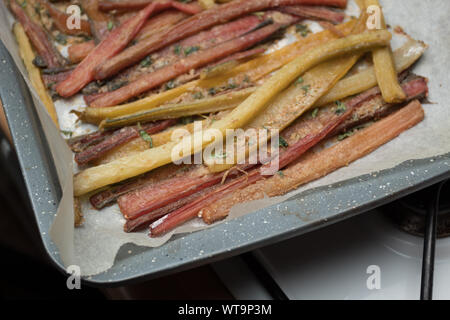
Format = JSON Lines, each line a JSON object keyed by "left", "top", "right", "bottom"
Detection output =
{"left": 74, "top": 120, "right": 176, "bottom": 165}
{"left": 94, "top": 0, "right": 348, "bottom": 79}
{"left": 98, "top": 0, "right": 203, "bottom": 14}
{"left": 279, "top": 5, "right": 345, "bottom": 24}
{"left": 365, "top": 0, "right": 406, "bottom": 103}
{"left": 89, "top": 22, "right": 290, "bottom": 108}
{"left": 56, "top": 1, "right": 196, "bottom": 97}
{"left": 10, "top": 0, "right": 65, "bottom": 68}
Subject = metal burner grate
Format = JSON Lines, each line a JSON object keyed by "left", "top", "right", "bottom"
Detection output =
{"left": 387, "top": 189, "right": 450, "bottom": 238}
{"left": 383, "top": 180, "right": 449, "bottom": 300}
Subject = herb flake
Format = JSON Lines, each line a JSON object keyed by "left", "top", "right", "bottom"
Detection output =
{"left": 181, "top": 116, "right": 193, "bottom": 125}
{"left": 32, "top": 56, "right": 47, "bottom": 68}
{"left": 337, "top": 130, "right": 354, "bottom": 141}
{"left": 107, "top": 21, "right": 114, "bottom": 31}
{"left": 279, "top": 136, "right": 289, "bottom": 148}
{"left": 214, "top": 152, "right": 227, "bottom": 159}
{"left": 192, "top": 92, "right": 204, "bottom": 100}
{"left": 252, "top": 12, "right": 265, "bottom": 19}
{"left": 295, "top": 24, "right": 311, "bottom": 37}
{"left": 301, "top": 84, "right": 310, "bottom": 95}
{"left": 296, "top": 76, "right": 304, "bottom": 85}
{"left": 208, "top": 87, "right": 217, "bottom": 96}
{"left": 174, "top": 44, "right": 182, "bottom": 55}
{"left": 61, "top": 130, "right": 73, "bottom": 138}
{"left": 137, "top": 124, "right": 153, "bottom": 148}
{"left": 184, "top": 46, "right": 200, "bottom": 56}
{"left": 55, "top": 33, "right": 67, "bottom": 45}
{"left": 165, "top": 80, "right": 176, "bottom": 91}
{"left": 140, "top": 56, "right": 153, "bottom": 67}
{"left": 227, "top": 80, "right": 238, "bottom": 89}
{"left": 335, "top": 101, "right": 347, "bottom": 115}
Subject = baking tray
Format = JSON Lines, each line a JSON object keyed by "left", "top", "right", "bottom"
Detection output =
{"left": 1, "top": 41, "right": 449, "bottom": 287}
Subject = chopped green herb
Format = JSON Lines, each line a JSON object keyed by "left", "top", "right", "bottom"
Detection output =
{"left": 165, "top": 80, "right": 176, "bottom": 90}
{"left": 140, "top": 56, "right": 153, "bottom": 67}
{"left": 214, "top": 152, "right": 227, "bottom": 159}
{"left": 174, "top": 44, "right": 182, "bottom": 55}
{"left": 137, "top": 123, "right": 153, "bottom": 148}
{"left": 295, "top": 76, "right": 304, "bottom": 85}
{"left": 337, "top": 130, "right": 354, "bottom": 141}
{"left": 335, "top": 101, "right": 347, "bottom": 114}
{"left": 140, "top": 131, "right": 153, "bottom": 148}
{"left": 184, "top": 46, "right": 200, "bottom": 56}
{"left": 279, "top": 136, "right": 289, "bottom": 148}
{"left": 55, "top": 33, "right": 67, "bottom": 45}
{"left": 32, "top": 56, "right": 47, "bottom": 68}
{"left": 61, "top": 130, "right": 73, "bottom": 138}
{"left": 311, "top": 108, "right": 319, "bottom": 118}
{"left": 20, "top": 1, "right": 27, "bottom": 8}
{"left": 81, "top": 34, "right": 93, "bottom": 42}
{"left": 108, "top": 80, "right": 128, "bottom": 91}
{"left": 243, "top": 75, "right": 251, "bottom": 83}
{"left": 252, "top": 12, "right": 265, "bottom": 18}
{"left": 278, "top": 171, "right": 285, "bottom": 177}
{"left": 301, "top": 84, "right": 310, "bottom": 95}
{"left": 227, "top": 80, "right": 237, "bottom": 89}
{"left": 295, "top": 24, "right": 311, "bottom": 37}
{"left": 192, "top": 92, "right": 204, "bottom": 100}
{"left": 301, "top": 29, "right": 311, "bottom": 38}
{"left": 208, "top": 87, "right": 217, "bottom": 96}
{"left": 107, "top": 21, "right": 114, "bottom": 31}
{"left": 181, "top": 116, "right": 193, "bottom": 125}
{"left": 47, "top": 81, "right": 56, "bottom": 89}
{"left": 355, "top": 123, "right": 370, "bottom": 131}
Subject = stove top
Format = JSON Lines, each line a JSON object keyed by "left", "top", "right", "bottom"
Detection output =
{"left": 385, "top": 182, "right": 450, "bottom": 238}
{"left": 213, "top": 182, "right": 450, "bottom": 300}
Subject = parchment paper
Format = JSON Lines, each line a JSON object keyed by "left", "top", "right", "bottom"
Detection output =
{"left": 1, "top": 0, "right": 449, "bottom": 276}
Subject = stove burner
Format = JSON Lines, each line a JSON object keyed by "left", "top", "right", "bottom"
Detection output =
{"left": 382, "top": 182, "right": 450, "bottom": 238}
{"left": 381, "top": 180, "right": 449, "bottom": 300}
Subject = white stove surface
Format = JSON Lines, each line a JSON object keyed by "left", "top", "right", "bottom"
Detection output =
{"left": 213, "top": 210, "right": 450, "bottom": 300}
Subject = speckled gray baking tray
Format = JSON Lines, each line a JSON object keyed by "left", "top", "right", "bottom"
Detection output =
{"left": 1, "top": 42, "right": 449, "bottom": 287}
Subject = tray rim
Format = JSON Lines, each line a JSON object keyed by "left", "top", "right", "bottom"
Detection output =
{"left": 84, "top": 156, "right": 450, "bottom": 287}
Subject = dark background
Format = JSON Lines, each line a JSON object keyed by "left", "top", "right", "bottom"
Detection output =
{"left": 0, "top": 129, "right": 233, "bottom": 300}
